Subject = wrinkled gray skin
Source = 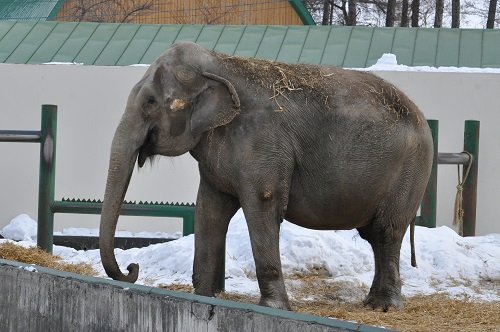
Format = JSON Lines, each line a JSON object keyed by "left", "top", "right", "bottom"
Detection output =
{"left": 99, "top": 41, "right": 433, "bottom": 312}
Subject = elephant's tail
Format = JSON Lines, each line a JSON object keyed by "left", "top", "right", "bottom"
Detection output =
{"left": 410, "top": 217, "right": 417, "bottom": 267}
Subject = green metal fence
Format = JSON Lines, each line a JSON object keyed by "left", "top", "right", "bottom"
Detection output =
{"left": 417, "top": 120, "right": 480, "bottom": 236}
{"left": 0, "top": 105, "right": 195, "bottom": 255}
{"left": 0, "top": 104, "right": 58, "bottom": 251}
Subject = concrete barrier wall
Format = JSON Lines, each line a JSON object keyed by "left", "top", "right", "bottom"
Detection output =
{"left": 0, "top": 64, "right": 498, "bottom": 235}
{"left": 0, "top": 259, "right": 385, "bottom": 332}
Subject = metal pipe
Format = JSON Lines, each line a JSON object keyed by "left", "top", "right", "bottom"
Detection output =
{"left": 419, "top": 119, "right": 438, "bottom": 228}
{"left": 51, "top": 200, "right": 194, "bottom": 218}
{"left": 0, "top": 130, "right": 41, "bottom": 142}
{"left": 37, "top": 105, "right": 58, "bottom": 254}
{"left": 437, "top": 152, "right": 472, "bottom": 165}
{"left": 51, "top": 200, "right": 196, "bottom": 236}
{"left": 462, "top": 120, "right": 480, "bottom": 236}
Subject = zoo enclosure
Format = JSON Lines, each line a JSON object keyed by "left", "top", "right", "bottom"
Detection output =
{"left": 1, "top": 105, "right": 479, "bottom": 259}
{"left": 418, "top": 119, "right": 479, "bottom": 237}
{"left": 0, "top": 105, "right": 195, "bottom": 254}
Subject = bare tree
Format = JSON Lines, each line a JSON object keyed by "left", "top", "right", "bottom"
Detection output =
{"left": 66, "top": 0, "right": 111, "bottom": 22}
{"left": 487, "top": 0, "right": 498, "bottom": 28}
{"left": 304, "top": 0, "right": 390, "bottom": 26}
{"left": 198, "top": 1, "right": 232, "bottom": 24}
{"left": 401, "top": 0, "right": 409, "bottom": 26}
{"left": 347, "top": 0, "right": 357, "bottom": 25}
{"left": 451, "top": 0, "right": 460, "bottom": 27}
{"left": 434, "top": 0, "right": 444, "bottom": 27}
{"left": 385, "top": 0, "right": 396, "bottom": 26}
{"left": 66, "top": 0, "right": 154, "bottom": 23}
{"left": 411, "top": 0, "right": 420, "bottom": 26}
{"left": 306, "top": 0, "right": 494, "bottom": 28}
{"left": 170, "top": 0, "right": 234, "bottom": 25}
{"left": 322, "top": 0, "right": 332, "bottom": 25}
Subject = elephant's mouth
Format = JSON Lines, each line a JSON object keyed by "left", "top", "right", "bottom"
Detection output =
{"left": 138, "top": 128, "right": 156, "bottom": 167}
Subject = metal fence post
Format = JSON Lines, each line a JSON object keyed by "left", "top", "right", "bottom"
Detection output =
{"left": 462, "top": 120, "right": 479, "bottom": 236}
{"left": 182, "top": 212, "right": 195, "bottom": 236}
{"left": 419, "top": 119, "right": 438, "bottom": 228}
{"left": 37, "top": 105, "right": 57, "bottom": 253}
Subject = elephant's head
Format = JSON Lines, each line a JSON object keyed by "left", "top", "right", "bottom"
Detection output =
{"left": 99, "top": 42, "right": 240, "bottom": 282}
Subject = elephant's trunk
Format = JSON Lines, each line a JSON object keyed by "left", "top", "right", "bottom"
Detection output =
{"left": 99, "top": 115, "right": 145, "bottom": 283}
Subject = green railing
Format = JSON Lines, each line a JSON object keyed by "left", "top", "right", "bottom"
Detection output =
{"left": 0, "top": 105, "right": 58, "bottom": 251}
{"left": 52, "top": 198, "right": 195, "bottom": 237}
{"left": 0, "top": 105, "right": 195, "bottom": 254}
{"left": 417, "top": 120, "right": 480, "bottom": 236}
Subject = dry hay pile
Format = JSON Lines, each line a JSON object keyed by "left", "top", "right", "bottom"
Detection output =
{"left": 214, "top": 52, "right": 417, "bottom": 123}
{"left": 215, "top": 52, "right": 334, "bottom": 95}
{"left": 161, "top": 275, "right": 500, "bottom": 332}
{"left": 215, "top": 52, "right": 346, "bottom": 113}
{"left": 0, "top": 241, "right": 97, "bottom": 276}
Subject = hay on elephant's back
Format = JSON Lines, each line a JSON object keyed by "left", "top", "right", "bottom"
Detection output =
{"left": 215, "top": 52, "right": 420, "bottom": 122}
{"left": 216, "top": 53, "right": 335, "bottom": 99}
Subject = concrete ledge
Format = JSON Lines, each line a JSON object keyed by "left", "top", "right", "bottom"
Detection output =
{"left": 0, "top": 259, "right": 389, "bottom": 331}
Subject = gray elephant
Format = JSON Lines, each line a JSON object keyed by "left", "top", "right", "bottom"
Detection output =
{"left": 99, "top": 41, "right": 433, "bottom": 311}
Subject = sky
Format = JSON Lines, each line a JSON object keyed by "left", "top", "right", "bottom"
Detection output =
{"left": 1, "top": 211, "right": 499, "bottom": 303}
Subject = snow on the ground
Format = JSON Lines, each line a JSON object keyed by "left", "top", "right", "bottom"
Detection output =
{"left": 125, "top": 53, "right": 500, "bottom": 74}
{"left": 54, "top": 228, "right": 181, "bottom": 239}
{"left": 0, "top": 214, "right": 37, "bottom": 242}
{"left": 355, "top": 53, "right": 500, "bottom": 73}
{"left": 0, "top": 214, "right": 180, "bottom": 241}
{"left": 1, "top": 211, "right": 499, "bottom": 302}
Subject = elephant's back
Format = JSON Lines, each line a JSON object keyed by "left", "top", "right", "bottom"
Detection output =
{"left": 321, "top": 68, "right": 425, "bottom": 129}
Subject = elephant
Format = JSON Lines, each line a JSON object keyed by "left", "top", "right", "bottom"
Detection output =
{"left": 99, "top": 41, "right": 433, "bottom": 312}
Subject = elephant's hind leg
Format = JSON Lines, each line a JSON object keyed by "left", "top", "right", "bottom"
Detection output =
{"left": 357, "top": 216, "right": 408, "bottom": 311}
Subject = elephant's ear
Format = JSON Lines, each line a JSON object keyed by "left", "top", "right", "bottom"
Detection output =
{"left": 190, "top": 72, "right": 240, "bottom": 136}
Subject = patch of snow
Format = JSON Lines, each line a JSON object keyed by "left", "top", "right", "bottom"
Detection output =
{"left": 1, "top": 214, "right": 37, "bottom": 242}
{"left": 20, "top": 265, "right": 38, "bottom": 273}
{"left": 42, "top": 62, "right": 84, "bottom": 66}
{"left": 2, "top": 209, "right": 499, "bottom": 302}
{"left": 53, "top": 227, "right": 180, "bottom": 239}
{"left": 355, "top": 53, "right": 500, "bottom": 73}
{"left": 47, "top": 210, "right": 500, "bottom": 301}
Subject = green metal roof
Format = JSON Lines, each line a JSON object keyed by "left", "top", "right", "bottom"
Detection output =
{"left": 1, "top": 21, "right": 499, "bottom": 68}
{"left": 0, "top": 0, "right": 66, "bottom": 21}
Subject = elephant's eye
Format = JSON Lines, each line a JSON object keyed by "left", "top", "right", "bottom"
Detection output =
{"left": 147, "top": 96, "right": 156, "bottom": 105}
{"left": 174, "top": 66, "right": 196, "bottom": 83}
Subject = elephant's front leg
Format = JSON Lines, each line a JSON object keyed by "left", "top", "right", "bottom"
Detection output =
{"left": 193, "top": 179, "right": 239, "bottom": 297}
{"left": 241, "top": 190, "right": 290, "bottom": 310}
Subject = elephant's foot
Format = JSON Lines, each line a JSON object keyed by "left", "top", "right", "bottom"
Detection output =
{"left": 194, "top": 288, "right": 215, "bottom": 298}
{"left": 363, "top": 290, "right": 403, "bottom": 312}
{"left": 257, "top": 279, "right": 291, "bottom": 310}
{"left": 193, "top": 271, "right": 222, "bottom": 297}
{"left": 259, "top": 295, "right": 291, "bottom": 311}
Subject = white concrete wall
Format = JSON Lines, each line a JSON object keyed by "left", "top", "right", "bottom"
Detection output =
{"left": 0, "top": 64, "right": 498, "bottom": 235}
{"left": 0, "top": 64, "right": 197, "bottom": 234}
